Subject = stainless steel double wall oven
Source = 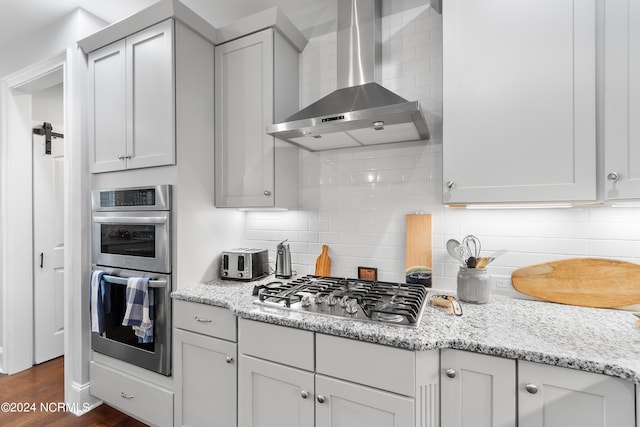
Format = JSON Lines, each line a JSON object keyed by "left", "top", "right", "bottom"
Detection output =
{"left": 91, "top": 185, "right": 172, "bottom": 375}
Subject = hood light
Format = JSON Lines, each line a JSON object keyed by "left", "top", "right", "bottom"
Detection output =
{"left": 373, "top": 121, "right": 385, "bottom": 130}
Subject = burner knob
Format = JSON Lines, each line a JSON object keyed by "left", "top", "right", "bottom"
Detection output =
{"left": 327, "top": 294, "right": 338, "bottom": 306}
{"left": 314, "top": 292, "right": 325, "bottom": 304}
{"left": 345, "top": 299, "right": 358, "bottom": 314}
{"left": 301, "top": 295, "right": 311, "bottom": 307}
{"left": 340, "top": 296, "right": 350, "bottom": 308}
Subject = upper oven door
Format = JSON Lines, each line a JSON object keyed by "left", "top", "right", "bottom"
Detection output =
{"left": 92, "top": 211, "right": 171, "bottom": 273}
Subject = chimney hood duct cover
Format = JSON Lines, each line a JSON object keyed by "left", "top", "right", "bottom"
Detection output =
{"left": 267, "top": 0, "right": 430, "bottom": 152}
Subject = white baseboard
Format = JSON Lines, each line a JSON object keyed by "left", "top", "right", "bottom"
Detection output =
{"left": 0, "top": 346, "right": 4, "bottom": 374}
{"left": 68, "top": 380, "right": 102, "bottom": 417}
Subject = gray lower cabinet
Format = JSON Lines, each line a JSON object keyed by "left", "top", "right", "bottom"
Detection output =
{"left": 89, "top": 361, "right": 173, "bottom": 427}
{"left": 441, "top": 349, "right": 516, "bottom": 427}
{"left": 518, "top": 361, "right": 634, "bottom": 427}
{"left": 238, "top": 318, "right": 439, "bottom": 427}
{"left": 239, "top": 354, "right": 315, "bottom": 427}
{"left": 173, "top": 300, "right": 237, "bottom": 427}
{"left": 441, "top": 349, "right": 635, "bottom": 427}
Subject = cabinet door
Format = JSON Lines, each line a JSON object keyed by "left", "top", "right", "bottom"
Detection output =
{"left": 315, "top": 374, "right": 414, "bottom": 427}
{"left": 440, "top": 349, "right": 516, "bottom": 427}
{"left": 519, "top": 361, "right": 634, "bottom": 427}
{"left": 604, "top": 0, "right": 640, "bottom": 200}
{"left": 442, "top": 0, "right": 596, "bottom": 204}
{"left": 126, "top": 19, "right": 175, "bottom": 169}
{"left": 88, "top": 40, "right": 127, "bottom": 173}
{"left": 215, "top": 29, "right": 275, "bottom": 207}
{"left": 173, "top": 329, "right": 237, "bottom": 427}
{"left": 238, "top": 355, "right": 314, "bottom": 427}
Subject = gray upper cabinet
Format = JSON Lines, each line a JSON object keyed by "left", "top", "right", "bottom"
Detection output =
{"left": 88, "top": 19, "right": 175, "bottom": 173}
{"left": 604, "top": 0, "right": 640, "bottom": 201}
{"left": 442, "top": 0, "right": 597, "bottom": 205}
{"left": 214, "top": 27, "right": 301, "bottom": 209}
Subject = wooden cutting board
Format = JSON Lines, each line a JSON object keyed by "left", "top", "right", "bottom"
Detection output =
{"left": 511, "top": 258, "right": 640, "bottom": 308}
{"left": 405, "top": 214, "right": 432, "bottom": 284}
{"left": 315, "top": 244, "right": 331, "bottom": 276}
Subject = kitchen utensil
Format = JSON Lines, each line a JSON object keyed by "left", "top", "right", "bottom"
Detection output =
{"left": 430, "top": 294, "right": 463, "bottom": 316}
{"left": 446, "top": 239, "right": 466, "bottom": 266}
{"left": 462, "top": 235, "right": 481, "bottom": 259}
{"left": 315, "top": 244, "right": 331, "bottom": 276}
{"left": 275, "top": 240, "right": 292, "bottom": 278}
{"left": 512, "top": 258, "right": 640, "bottom": 308}
{"left": 405, "top": 214, "right": 432, "bottom": 284}
{"left": 475, "top": 249, "right": 507, "bottom": 268}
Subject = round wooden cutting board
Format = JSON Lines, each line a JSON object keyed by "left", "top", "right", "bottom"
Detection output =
{"left": 511, "top": 258, "right": 640, "bottom": 308}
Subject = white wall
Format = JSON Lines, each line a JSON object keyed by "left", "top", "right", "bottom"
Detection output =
{"left": 245, "top": 1, "right": 640, "bottom": 294}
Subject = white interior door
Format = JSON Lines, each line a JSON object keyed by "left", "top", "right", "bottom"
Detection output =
{"left": 33, "top": 131, "right": 64, "bottom": 364}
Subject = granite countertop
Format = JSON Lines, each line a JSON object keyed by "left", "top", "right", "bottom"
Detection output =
{"left": 171, "top": 275, "right": 640, "bottom": 383}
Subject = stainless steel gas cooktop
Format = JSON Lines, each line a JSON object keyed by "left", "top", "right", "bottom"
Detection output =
{"left": 252, "top": 275, "right": 428, "bottom": 327}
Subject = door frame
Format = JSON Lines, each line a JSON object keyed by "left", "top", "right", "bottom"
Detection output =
{"left": 1, "top": 49, "right": 98, "bottom": 413}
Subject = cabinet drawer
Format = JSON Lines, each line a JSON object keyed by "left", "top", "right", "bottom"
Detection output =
{"left": 316, "top": 334, "right": 415, "bottom": 397}
{"left": 239, "top": 318, "right": 314, "bottom": 371}
{"left": 90, "top": 361, "right": 173, "bottom": 427}
{"left": 173, "top": 299, "right": 236, "bottom": 342}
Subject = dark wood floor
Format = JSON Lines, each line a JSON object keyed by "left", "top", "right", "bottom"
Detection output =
{"left": 0, "top": 357, "right": 147, "bottom": 426}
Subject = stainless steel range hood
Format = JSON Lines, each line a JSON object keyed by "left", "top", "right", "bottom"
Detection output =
{"left": 267, "top": 0, "right": 430, "bottom": 152}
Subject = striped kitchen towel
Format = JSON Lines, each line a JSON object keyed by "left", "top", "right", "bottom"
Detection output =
{"left": 122, "top": 277, "right": 154, "bottom": 343}
{"left": 89, "top": 270, "right": 109, "bottom": 333}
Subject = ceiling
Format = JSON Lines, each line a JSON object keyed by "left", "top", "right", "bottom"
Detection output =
{"left": 0, "top": 0, "right": 335, "bottom": 49}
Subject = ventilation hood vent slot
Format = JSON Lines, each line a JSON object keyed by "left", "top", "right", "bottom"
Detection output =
{"left": 267, "top": 0, "right": 430, "bottom": 152}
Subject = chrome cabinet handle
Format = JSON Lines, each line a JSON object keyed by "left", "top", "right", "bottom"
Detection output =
{"left": 264, "top": 190, "right": 271, "bottom": 196}
{"left": 446, "top": 181, "right": 456, "bottom": 190}
{"left": 225, "top": 356, "right": 233, "bottom": 364}
{"left": 607, "top": 172, "right": 620, "bottom": 182}
{"left": 117, "top": 154, "right": 125, "bottom": 160}
{"left": 445, "top": 368, "right": 457, "bottom": 379}
{"left": 317, "top": 394, "right": 326, "bottom": 404}
{"left": 194, "top": 316, "right": 212, "bottom": 323}
{"left": 301, "top": 390, "right": 309, "bottom": 399}
{"left": 120, "top": 392, "right": 134, "bottom": 400}
{"left": 525, "top": 383, "right": 538, "bottom": 394}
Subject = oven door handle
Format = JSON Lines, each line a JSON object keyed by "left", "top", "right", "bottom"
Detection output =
{"left": 92, "top": 215, "right": 169, "bottom": 225}
{"left": 102, "top": 274, "right": 167, "bottom": 288}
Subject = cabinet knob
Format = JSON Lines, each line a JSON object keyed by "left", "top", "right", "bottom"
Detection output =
{"left": 225, "top": 356, "right": 233, "bottom": 364}
{"left": 301, "top": 390, "right": 309, "bottom": 399}
{"left": 446, "top": 181, "right": 456, "bottom": 190}
{"left": 317, "top": 394, "right": 326, "bottom": 404}
{"left": 120, "top": 392, "right": 134, "bottom": 400}
{"left": 264, "top": 190, "right": 272, "bottom": 196}
{"left": 445, "top": 368, "right": 457, "bottom": 379}
{"left": 607, "top": 172, "right": 620, "bottom": 182}
{"left": 525, "top": 383, "right": 538, "bottom": 394}
{"left": 117, "top": 154, "right": 125, "bottom": 160}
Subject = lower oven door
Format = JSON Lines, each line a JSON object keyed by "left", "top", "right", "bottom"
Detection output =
{"left": 92, "top": 211, "right": 171, "bottom": 273}
{"left": 91, "top": 266, "right": 171, "bottom": 375}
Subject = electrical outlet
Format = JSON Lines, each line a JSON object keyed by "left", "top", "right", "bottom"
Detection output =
{"left": 493, "top": 276, "right": 513, "bottom": 289}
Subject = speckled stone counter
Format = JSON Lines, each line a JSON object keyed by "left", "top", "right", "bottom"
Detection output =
{"left": 172, "top": 276, "right": 640, "bottom": 384}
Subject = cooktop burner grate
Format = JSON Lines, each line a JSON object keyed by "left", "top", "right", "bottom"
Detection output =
{"left": 254, "top": 275, "right": 428, "bottom": 327}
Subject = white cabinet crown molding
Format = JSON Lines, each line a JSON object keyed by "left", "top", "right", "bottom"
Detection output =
{"left": 78, "top": 0, "right": 217, "bottom": 54}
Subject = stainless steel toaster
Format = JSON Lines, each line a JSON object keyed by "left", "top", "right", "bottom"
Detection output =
{"left": 220, "top": 248, "right": 269, "bottom": 281}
